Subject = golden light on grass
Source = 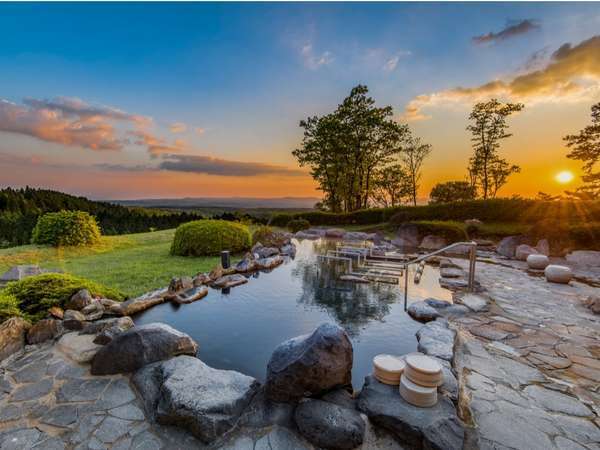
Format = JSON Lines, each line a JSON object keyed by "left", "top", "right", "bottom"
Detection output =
{"left": 555, "top": 170, "right": 574, "bottom": 184}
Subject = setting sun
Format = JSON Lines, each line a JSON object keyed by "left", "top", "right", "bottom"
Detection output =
{"left": 555, "top": 170, "right": 574, "bottom": 184}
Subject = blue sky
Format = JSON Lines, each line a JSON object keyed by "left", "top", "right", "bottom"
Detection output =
{"left": 1, "top": 2, "right": 599, "bottom": 199}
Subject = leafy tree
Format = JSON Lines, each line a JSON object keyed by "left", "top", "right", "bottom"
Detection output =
{"left": 400, "top": 136, "right": 432, "bottom": 205}
{"left": 564, "top": 102, "right": 600, "bottom": 198}
{"left": 467, "top": 99, "right": 523, "bottom": 199}
{"left": 429, "top": 181, "right": 476, "bottom": 204}
{"left": 293, "top": 85, "right": 411, "bottom": 212}
{"left": 372, "top": 164, "right": 412, "bottom": 207}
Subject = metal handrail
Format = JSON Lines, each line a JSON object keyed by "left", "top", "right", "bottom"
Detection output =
{"left": 401, "top": 241, "right": 478, "bottom": 311}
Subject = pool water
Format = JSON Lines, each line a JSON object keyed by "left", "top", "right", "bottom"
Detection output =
{"left": 134, "top": 238, "right": 452, "bottom": 387}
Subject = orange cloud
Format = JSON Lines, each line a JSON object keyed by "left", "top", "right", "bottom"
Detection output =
{"left": 0, "top": 97, "right": 153, "bottom": 150}
{"left": 128, "top": 130, "right": 187, "bottom": 156}
{"left": 0, "top": 99, "right": 125, "bottom": 150}
{"left": 404, "top": 35, "right": 600, "bottom": 121}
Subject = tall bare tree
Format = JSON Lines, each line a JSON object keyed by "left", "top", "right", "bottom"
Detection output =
{"left": 400, "top": 136, "right": 432, "bottom": 206}
{"left": 467, "top": 99, "right": 523, "bottom": 199}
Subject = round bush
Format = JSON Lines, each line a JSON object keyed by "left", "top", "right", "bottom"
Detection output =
{"left": 287, "top": 219, "right": 310, "bottom": 233}
{"left": 171, "top": 220, "right": 251, "bottom": 256}
{"left": 32, "top": 211, "right": 101, "bottom": 246}
{"left": 3, "top": 273, "right": 125, "bottom": 321}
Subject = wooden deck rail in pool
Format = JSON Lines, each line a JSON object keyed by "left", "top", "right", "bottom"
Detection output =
{"left": 400, "top": 241, "right": 478, "bottom": 311}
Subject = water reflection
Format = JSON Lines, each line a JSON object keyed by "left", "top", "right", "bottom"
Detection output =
{"left": 292, "top": 242, "right": 397, "bottom": 336}
{"left": 134, "top": 237, "right": 451, "bottom": 384}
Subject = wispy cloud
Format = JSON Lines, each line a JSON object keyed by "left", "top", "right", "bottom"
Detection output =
{"left": 382, "top": 51, "right": 411, "bottom": 73}
{"left": 169, "top": 122, "right": 187, "bottom": 133}
{"left": 472, "top": 19, "right": 540, "bottom": 45}
{"left": 195, "top": 127, "right": 206, "bottom": 136}
{"left": 404, "top": 35, "right": 600, "bottom": 121}
{"left": 159, "top": 153, "right": 306, "bottom": 177}
{"left": 301, "top": 43, "right": 333, "bottom": 70}
{"left": 94, "top": 163, "right": 152, "bottom": 172}
{"left": 128, "top": 130, "right": 187, "bottom": 157}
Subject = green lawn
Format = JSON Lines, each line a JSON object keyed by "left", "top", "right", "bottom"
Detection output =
{"left": 0, "top": 229, "right": 221, "bottom": 298}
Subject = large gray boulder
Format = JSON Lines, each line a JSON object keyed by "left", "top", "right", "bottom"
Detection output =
{"left": 407, "top": 301, "right": 441, "bottom": 323}
{"left": 265, "top": 323, "right": 353, "bottom": 402}
{"left": 496, "top": 236, "right": 528, "bottom": 258}
{"left": 416, "top": 319, "right": 456, "bottom": 361}
{"left": 133, "top": 355, "right": 260, "bottom": 443}
{"left": 357, "top": 375, "right": 464, "bottom": 450}
{"left": 91, "top": 323, "right": 198, "bottom": 375}
{"left": 294, "top": 399, "right": 365, "bottom": 449}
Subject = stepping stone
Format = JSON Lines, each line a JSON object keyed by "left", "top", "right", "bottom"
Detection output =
{"left": 544, "top": 265, "right": 573, "bottom": 284}
{"left": 170, "top": 286, "right": 208, "bottom": 305}
{"left": 405, "top": 354, "right": 443, "bottom": 387}
{"left": 527, "top": 254, "right": 549, "bottom": 270}
{"left": 373, "top": 354, "right": 405, "bottom": 385}
{"left": 399, "top": 375, "right": 438, "bottom": 407}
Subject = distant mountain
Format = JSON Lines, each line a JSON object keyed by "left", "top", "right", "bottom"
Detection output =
{"left": 112, "top": 197, "right": 320, "bottom": 210}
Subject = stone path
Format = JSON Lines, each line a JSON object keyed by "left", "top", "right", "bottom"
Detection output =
{"left": 0, "top": 339, "right": 403, "bottom": 449}
{"left": 450, "top": 257, "right": 600, "bottom": 450}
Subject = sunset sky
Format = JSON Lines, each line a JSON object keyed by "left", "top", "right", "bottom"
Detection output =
{"left": 1, "top": 2, "right": 599, "bottom": 200}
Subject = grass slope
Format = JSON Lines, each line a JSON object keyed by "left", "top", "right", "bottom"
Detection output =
{"left": 0, "top": 229, "right": 220, "bottom": 297}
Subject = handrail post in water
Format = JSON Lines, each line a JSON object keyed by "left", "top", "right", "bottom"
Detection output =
{"left": 403, "top": 264, "right": 409, "bottom": 311}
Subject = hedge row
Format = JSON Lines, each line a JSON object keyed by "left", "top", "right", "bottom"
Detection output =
{"left": 270, "top": 199, "right": 600, "bottom": 227}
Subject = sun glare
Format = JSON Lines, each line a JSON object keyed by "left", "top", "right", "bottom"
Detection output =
{"left": 555, "top": 170, "right": 574, "bottom": 184}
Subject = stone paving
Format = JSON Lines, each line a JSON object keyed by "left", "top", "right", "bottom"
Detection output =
{"left": 450, "top": 257, "right": 600, "bottom": 450}
{"left": 1, "top": 255, "right": 599, "bottom": 449}
{"left": 0, "top": 339, "right": 403, "bottom": 449}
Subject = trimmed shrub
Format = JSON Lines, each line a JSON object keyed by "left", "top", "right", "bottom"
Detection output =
{"left": 171, "top": 220, "right": 251, "bottom": 256}
{"left": 32, "top": 210, "right": 101, "bottom": 246}
{"left": 0, "top": 292, "right": 22, "bottom": 322}
{"left": 287, "top": 219, "right": 310, "bottom": 233}
{"left": 4, "top": 273, "right": 125, "bottom": 321}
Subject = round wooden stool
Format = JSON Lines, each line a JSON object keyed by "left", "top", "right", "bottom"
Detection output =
{"left": 373, "top": 354, "right": 406, "bottom": 385}
{"left": 404, "top": 354, "right": 443, "bottom": 387}
{"left": 399, "top": 374, "right": 438, "bottom": 407}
